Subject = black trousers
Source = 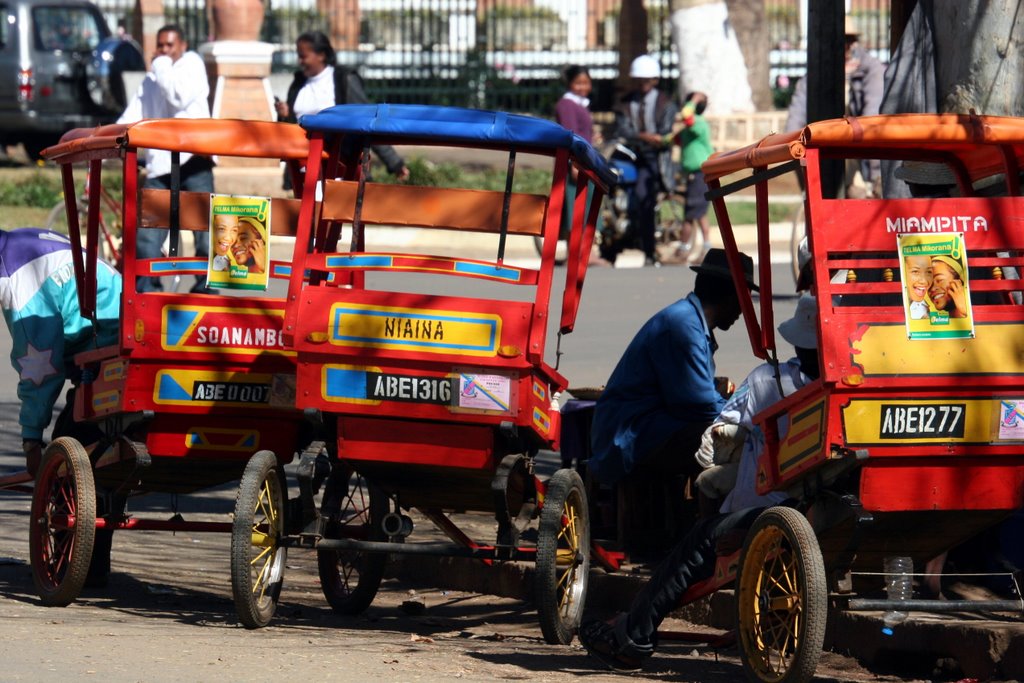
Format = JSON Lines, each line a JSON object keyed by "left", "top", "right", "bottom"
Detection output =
{"left": 637, "top": 420, "right": 708, "bottom": 481}
{"left": 625, "top": 506, "right": 764, "bottom": 647}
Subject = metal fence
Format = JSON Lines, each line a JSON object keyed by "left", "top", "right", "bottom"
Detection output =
{"left": 92, "top": 0, "right": 209, "bottom": 46}
{"left": 257, "top": 0, "right": 678, "bottom": 115}
{"left": 93, "top": 0, "right": 890, "bottom": 116}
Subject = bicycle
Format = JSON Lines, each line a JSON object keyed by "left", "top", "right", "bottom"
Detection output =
{"left": 657, "top": 184, "right": 697, "bottom": 254}
{"left": 46, "top": 172, "right": 122, "bottom": 268}
{"left": 531, "top": 182, "right": 693, "bottom": 264}
{"left": 46, "top": 173, "right": 187, "bottom": 291}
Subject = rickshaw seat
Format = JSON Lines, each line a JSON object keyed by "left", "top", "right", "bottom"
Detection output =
{"left": 139, "top": 189, "right": 304, "bottom": 237}
{"left": 73, "top": 344, "right": 120, "bottom": 366}
{"left": 320, "top": 180, "right": 547, "bottom": 236}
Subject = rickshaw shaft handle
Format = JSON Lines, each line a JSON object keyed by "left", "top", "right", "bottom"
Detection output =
{"left": 848, "top": 598, "right": 1022, "bottom": 613}
{"left": 314, "top": 537, "right": 538, "bottom": 561}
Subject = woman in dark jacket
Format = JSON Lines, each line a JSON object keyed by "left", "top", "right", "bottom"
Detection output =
{"left": 275, "top": 31, "right": 408, "bottom": 180}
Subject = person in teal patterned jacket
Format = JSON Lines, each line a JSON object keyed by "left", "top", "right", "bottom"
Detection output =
{"left": 0, "top": 228, "right": 121, "bottom": 475}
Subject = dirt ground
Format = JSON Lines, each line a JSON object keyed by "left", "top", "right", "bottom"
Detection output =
{"left": 0, "top": 454, "right": 933, "bottom": 683}
{"left": 0, "top": 142, "right": 927, "bottom": 683}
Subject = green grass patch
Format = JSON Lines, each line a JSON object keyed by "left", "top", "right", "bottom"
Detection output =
{"left": 0, "top": 170, "right": 125, "bottom": 233}
{"left": 709, "top": 200, "right": 800, "bottom": 226}
{"left": 0, "top": 172, "right": 63, "bottom": 207}
{"left": 382, "top": 156, "right": 552, "bottom": 195}
{"left": 658, "top": 197, "right": 800, "bottom": 226}
{"left": 0, "top": 206, "right": 53, "bottom": 229}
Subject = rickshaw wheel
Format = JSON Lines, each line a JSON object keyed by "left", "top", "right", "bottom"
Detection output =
{"left": 317, "top": 473, "right": 388, "bottom": 615}
{"left": 736, "top": 506, "right": 826, "bottom": 683}
{"left": 231, "top": 450, "right": 288, "bottom": 629}
{"left": 535, "top": 468, "right": 590, "bottom": 645}
{"left": 29, "top": 437, "right": 96, "bottom": 607}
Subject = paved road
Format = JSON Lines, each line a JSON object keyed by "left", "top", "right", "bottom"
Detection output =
{"left": 0, "top": 262, "right": 880, "bottom": 683}
{"left": 548, "top": 260, "right": 802, "bottom": 389}
{"left": 0, "top": 429, "right": 915, "bottom": 683}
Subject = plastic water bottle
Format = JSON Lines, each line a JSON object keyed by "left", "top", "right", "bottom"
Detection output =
{"left": 881, "top": 556, "right": 913, "bottom": 635}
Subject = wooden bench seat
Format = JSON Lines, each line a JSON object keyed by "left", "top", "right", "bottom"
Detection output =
{"left": 137, "top": 182, "right": 549, "bottom": 238}
{"left": 321, "top": 180, "right": 547, "bottom": 236}
{"left": 138, "top": 189, "right": 303, "bottom": 237}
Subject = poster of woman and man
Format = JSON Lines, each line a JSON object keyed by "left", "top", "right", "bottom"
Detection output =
{"left": 898, "top": 232, "right": 974, "bottom": 340}
{"left": 208, "top": 194, "right": 271, "bottom": 290}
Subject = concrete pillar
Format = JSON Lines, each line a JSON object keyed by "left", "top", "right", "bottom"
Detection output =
{"left": 133, "top": 0, "right": 163, "bottom": 68}
{"left": 199, "top": 41, "right": 278, "bottom": 166}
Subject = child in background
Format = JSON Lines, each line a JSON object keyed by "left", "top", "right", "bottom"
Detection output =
{"left": 554, "top": 65, "right": 595, "bottom": 143}
{"left": 554, "top": 65, "right": 608, "bottom": 265}
{"left": 665, "top": 92, "right": 714, "bottom": 263}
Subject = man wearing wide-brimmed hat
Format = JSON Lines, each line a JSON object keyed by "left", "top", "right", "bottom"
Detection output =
{"left": 580, "top": 294, "right": 822, "bottom": 673}
{"left": 589, "top": 247, "right": 758, "bottom": 490}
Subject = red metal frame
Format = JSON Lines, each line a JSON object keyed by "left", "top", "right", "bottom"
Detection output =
{"left": 280, "top": 123, "right": 609, "bottom": 569}
{"left": 19, "top": 119, "right": 314, "bottom": 512}
{"left": 703, "top": 115, "right": 1024, "bottom": 520}
{"left": 285, "top": 131, "right": 607, "bottom": 461}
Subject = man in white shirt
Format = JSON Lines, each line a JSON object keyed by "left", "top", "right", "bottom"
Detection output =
{"left": 118, "top": 24, "right": 213, "bottom": 293}
{"left": 704, "top": 293, "right": 820, "bottom": 514}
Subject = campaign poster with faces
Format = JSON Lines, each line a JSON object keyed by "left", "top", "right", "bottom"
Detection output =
{"left": 208, "top": 194, "right": 271, "bottom": 290}
{"left": 898, "top": 232, "right": 974, "bottom": 340}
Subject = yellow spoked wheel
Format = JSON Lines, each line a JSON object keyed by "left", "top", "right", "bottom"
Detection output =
{"left": 535, "top": 468, "right": 590, "bottom": 645}
{"left": 231, "top": 450, "right": 288, "bottom": 629}
{"left": 737, "top": 506, "right": 826, "bottom": 683}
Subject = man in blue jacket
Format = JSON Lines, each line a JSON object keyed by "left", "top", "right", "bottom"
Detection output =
{"left": 589, "top": 248, "right": 757, "bottom": 487}
{"left": 0, "top": 228, "right": 121, "bottom": 475}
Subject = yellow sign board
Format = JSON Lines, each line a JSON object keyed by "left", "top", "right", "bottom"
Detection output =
{"left": 852, "top": 324, "right": 1024, "bottom": 377}
{"left": 328, "top": 303, "right": 501, "bottom": 357}
{"left": 777, "top": 398, "right": 826, "bottom": 474}
{"left": 842, "top": 398, "right": 999, "bottom": 444}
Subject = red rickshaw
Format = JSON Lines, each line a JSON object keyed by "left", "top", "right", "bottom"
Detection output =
{"left": 1, "top": 119, "right": 315, "bottom": 628}
{"left": 654, "top": 113, "right": 1024, "bottom": 682}
{"left": 279, "top": 103, "right": 614, "bottom": 644}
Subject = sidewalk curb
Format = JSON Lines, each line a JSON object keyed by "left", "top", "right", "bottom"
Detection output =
{"left": 386, "top": 555, "right": 1024, "bottom": 680}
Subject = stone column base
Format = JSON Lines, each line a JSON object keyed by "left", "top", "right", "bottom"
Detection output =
{"left": 199, "top": 40, "right": 278, "bottom": 167}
